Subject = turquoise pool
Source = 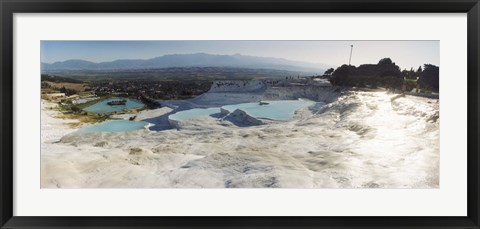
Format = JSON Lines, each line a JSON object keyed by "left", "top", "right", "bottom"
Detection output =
{"left": 83, "top": 98, "right": 144, "bottom": 114}
{"left": 169, "top": 99, "right": 315, "bottom": 122}
{"left": 221, "top": 99, "right": 315, "bottom": 121}
{"left": 80, "top": 120, "right": 149, "bottom": 133}
{"left": 168, "top": 107, "right": 220, "bottom": 121}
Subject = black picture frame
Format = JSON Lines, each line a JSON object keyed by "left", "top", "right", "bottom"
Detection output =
{"left": 1, "top": 0, "right": 479, "bottom": 228}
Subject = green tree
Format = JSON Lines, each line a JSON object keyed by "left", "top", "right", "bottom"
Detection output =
{"left": 330, "top": 64, "right": 356, "bottom": 86}
{"left": 324, "top": 68, "right": 334, "bottom": 75}
{"left": 417, "top": 66, "right": 423, "bottom": 73}
{"left": 418, "top": 64, "right": 439, "bottom": 92}
{"left": 378, "top": 58, "right": 393, "bottom": 65}
{"left": 329, "top": 58, "right": 402, "bottom": 89}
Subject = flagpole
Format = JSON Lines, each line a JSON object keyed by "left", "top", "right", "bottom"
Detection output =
{"left": 349, "top": 45, "right": 353, "bottom": 66}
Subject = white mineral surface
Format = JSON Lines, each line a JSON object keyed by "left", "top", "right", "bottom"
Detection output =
{"left": 41, "top": 83, "right": 439, "bottom": 188}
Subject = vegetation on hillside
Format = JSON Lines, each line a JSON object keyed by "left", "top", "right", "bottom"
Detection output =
{"left": 41, "top": 74, "right": 84, "bottom": 83}
{"left": 41, "top": 74, "right": 88, "bottom": 96}
{"left": 328, "top": 58, "right": 439, "bottom": 92}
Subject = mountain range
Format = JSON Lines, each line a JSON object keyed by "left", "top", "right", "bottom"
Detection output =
{"left": 41, "top": 53, "right": 330, "bottom": 73}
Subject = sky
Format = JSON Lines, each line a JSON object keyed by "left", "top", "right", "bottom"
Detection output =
{"left": 41, "top": 40, "right": 439, "bottom": 70}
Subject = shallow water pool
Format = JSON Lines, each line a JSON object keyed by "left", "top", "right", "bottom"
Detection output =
{"left": 83, "top": 98, "right": 144, "bottom": 114}
{"left": 80, "top": 120, "right": 149, "bottom": 132}
{"left": 221, "top": 99, "right": 315, "bottom": 121}
{"left": 168, "top": 99, "right": 315, "bottom": 122}
{"left": 168, "top": 107, "right": 220, "bottom": 121}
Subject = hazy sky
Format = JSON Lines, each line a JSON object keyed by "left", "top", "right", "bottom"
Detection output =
{"left": 41, "top": 40, "right": 439, "bottom": 70}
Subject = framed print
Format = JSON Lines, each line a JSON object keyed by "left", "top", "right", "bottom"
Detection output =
{"left": 1, "top": 0, "right": 479, "bottom": 228}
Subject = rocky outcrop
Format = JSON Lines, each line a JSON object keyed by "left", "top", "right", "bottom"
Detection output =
{"left": 222, "top": 108, "right": 264, "bottom": 126}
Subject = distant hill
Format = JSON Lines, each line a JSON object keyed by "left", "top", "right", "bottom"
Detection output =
{"left": 41, "top": 53, "right": 330, "bottom": 73}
